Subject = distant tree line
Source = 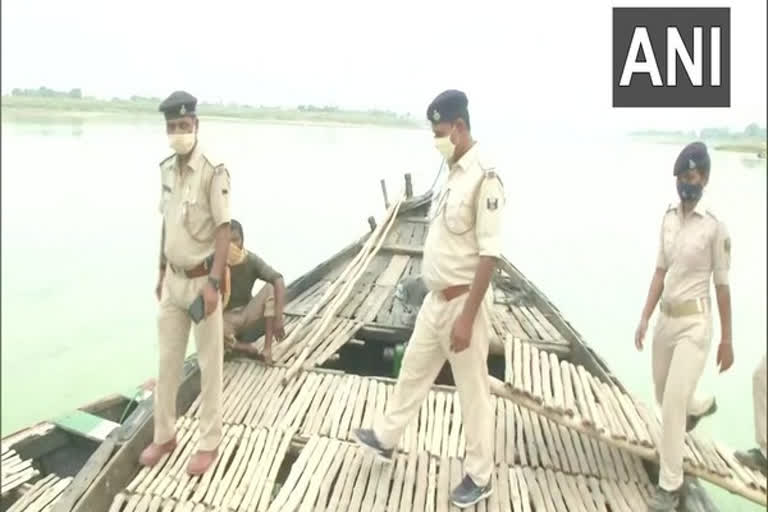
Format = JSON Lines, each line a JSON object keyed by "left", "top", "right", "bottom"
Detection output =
{"left": 700, "top": 123, "right": 766, "bottom": 139}
{"left": 129, "top": 95, "right": 163, "bottom": 103}
{"left": 297, "top": 105, "right": 410, "bottom": 118}
{"left": 632, "top": 123, "right": 767, "bottom": 140}
{"left": 3, "top": 86, "right": 421, "bottom": 127}
{"left": 298, "top": 105, "right": 340, "bottom": 112}
{"left": 7, "top": 88, "right": 409, "bottom": 118}
{"left": 11, "top": 86, "right": 82, "bottom": 99}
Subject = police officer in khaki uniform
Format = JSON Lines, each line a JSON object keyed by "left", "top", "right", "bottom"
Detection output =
{"left": 139, "top": 91, "right": 232, "bottom": 476}
{"left": 634, "top": 142, "right": 734, "bottom": 511}
{"left": 355, "top": 90, "right": 504, "bottom": 509}
{"left": 735, "top": 354, "right": 767, "bottom": 475}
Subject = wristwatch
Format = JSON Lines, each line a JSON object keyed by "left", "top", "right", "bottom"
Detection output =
{"left": 208, "top": 276, "right": 220, "bottom": 290}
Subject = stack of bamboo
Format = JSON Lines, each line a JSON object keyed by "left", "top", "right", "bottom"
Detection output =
{"left": 275, "top": 196, "right": 405, "bottom": 384}
{"left": 1, "top": 447, "right": 39, "bottom": 498}
{"left": 498, "top": 334, "right": 768, "bottom": 506}
{"left": 5, "top": 474, "right": 71, "bottom": 512}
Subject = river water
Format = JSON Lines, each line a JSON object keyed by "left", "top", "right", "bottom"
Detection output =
{"left": 1, "top": 115, "right": 765, "bottom": 510}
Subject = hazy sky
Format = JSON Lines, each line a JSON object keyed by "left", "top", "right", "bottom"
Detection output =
{"left": 2, "top": 0, "right": 765, "bottom": 133}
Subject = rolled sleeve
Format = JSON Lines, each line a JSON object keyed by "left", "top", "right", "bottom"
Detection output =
{"left": 655, "top": 217, "right": 668, "bottom": 270}
{"left": 712, "top": 220, "right": 730, "bottom": 285}
{"left": 475, "top": 175, "right": 505, "bottom": 257}
{"left": 209, "top": 165, "right": 231, "bottom": 227}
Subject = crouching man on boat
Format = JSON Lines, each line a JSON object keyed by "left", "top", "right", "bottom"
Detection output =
{"left": 222, "top": 219, "right": 286, "bottom": 363}
{"left": 140, "top": 91, "right": 230, "bottom": 476}
{"left": 354, "top": 89, "right": 503, "bottom": 509}
{"left": 734, "top": 354, "right": 767, "bottom": 475}
{"left": 634, "top": 142, "right": 734, "bottom": 511}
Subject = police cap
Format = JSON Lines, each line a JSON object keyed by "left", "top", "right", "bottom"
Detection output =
{"left": 673, "top": 141, "right": 711, "bottom": 176}
{"left": 158, "top": 90, "right": 197, "bottom": 120}
{"left": 426, "top": 89, "right": 469, "bottom": 124}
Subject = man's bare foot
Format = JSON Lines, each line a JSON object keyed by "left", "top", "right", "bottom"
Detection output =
{"left": 262, "top": 349, "right": 273, "bottom": 365}
{"left": 233, "top": 342, "right": 261, "bottom": 357}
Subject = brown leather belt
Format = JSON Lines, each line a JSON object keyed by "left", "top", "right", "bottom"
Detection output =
{"left": 168, "top": 262, "right": 209, "bottom": 279}
{"left": 439, "top": 284, "right": 470, "bottom": 301}
{"left": 660, "top": 297, "right": 710, "bottom": 317}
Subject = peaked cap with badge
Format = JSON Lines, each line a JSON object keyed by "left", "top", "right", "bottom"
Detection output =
{"left": 673, "top": 141, "right": 711, "bottom": 177}
{"left": 159, "top": 90, "right": 198, "bottom": 120}
{"left": 426, "top": 89, "right": 469, "bottom": 124}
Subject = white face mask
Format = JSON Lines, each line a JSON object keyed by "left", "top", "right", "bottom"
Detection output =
{"left": 168, "top": 132, "right": 196, "bottom": 155}
{"left": 434, "top": 130, "right": 456, "bottom": 162}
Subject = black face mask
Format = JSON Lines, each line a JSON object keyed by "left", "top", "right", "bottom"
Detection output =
{"left": 677, "top": 181, "right": 703, "bottom": 202}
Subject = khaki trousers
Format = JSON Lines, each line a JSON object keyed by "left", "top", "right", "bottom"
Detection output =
{"left": 155, "top": 270, "right": 223, "bottom": 452}
{"left": 753, "top": 354, "right": 767, "bottom": 457}
{"left": 373, "top": 290, "right": 494, "bottom": 486}
{"left": 652, "top": 310, "right": 712, "bottom": 491}
{"left": 223, "top": 283, "right": 275, "bottom": 350}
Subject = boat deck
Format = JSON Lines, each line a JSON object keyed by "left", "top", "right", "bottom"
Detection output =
{"left": 111, "top": 361, "right": 657, "bottom": 512}
{"left": 101, "top": 195, "right": 766, "bottom": 511}
{"left": 107, "top": 357, "right": 765, "bottom": 511}
{"left": 10, "top": 189, "right": 765, "bottom": 511}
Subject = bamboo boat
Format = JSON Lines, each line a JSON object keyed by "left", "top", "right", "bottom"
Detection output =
{"left": 2, "top": 172, "right": 766, "bottom": 512}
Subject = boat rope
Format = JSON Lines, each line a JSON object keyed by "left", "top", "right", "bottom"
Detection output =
{"left": 427, "top": 158, "right": 446, "bottom": 196}
{"left": 118, "top": 388, "right": 146, "bottom": 424}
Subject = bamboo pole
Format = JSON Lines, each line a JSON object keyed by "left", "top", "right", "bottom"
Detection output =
{"left": 486, "top": 375, "right": 767, "bottom": 506}
{"left": 272, "top": 197, "right": 399, "bottom": 360}
{"left": 281, "top": 195, "right": 404, "bottom": 384}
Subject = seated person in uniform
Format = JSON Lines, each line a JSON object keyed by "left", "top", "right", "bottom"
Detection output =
{"left": 223, "top": 219, "right": 286, "bottom": 363}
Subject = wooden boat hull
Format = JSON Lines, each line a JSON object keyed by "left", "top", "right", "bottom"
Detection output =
{"left": 5, "top": 183, "right": 747, "bottom": 511}
{"left": 1, "top": 387, "right": 152, "bottom": 510}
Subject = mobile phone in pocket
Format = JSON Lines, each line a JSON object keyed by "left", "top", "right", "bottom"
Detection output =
{"left": 188, "top": 294, "right": 205, "bottom": 324}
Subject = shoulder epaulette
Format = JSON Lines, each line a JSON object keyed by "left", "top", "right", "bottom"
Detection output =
{"left": 213, "top": 164, "right": 229, "bottom": 177}
{"left": 479, "top": 160, "right": 495, "bottom": 171}
{"left": 477, "top": 153, "right": 496, "bottom": 172}
{"left": 201, "top": 153, "right": 224, "bottom": 169}
{"left": 483, "top": 168, "right": 503, "bottom": 188}
{"left": 478, "top": 155, "right": 502, "bottom": 186}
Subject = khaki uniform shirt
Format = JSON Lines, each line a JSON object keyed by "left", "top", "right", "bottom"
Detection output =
{"left": 656, "top": 196, "right": 730, "bottom": 304}
{"left": 422, "top": 143, "right": 506, "bottom": 292}
{"left": 159, "top": 145, "right": 231, "bottom": 270}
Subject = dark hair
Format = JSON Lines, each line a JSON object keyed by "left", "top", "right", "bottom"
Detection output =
{"left": 231, "top": 219, "right": 244, "bottom": 241}
{"left": 673, "top": 141, "right": 710, "bottom": 177}
{"left": 458, "top": 109, "right": 471, "bottom": 131}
